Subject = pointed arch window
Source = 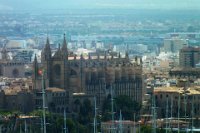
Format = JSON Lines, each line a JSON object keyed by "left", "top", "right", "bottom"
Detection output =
{"left": 70, "top": 69, "right": 77, "bottom": 76}
{"left": 54, "top": 64, "right": 61, "bottom": 77}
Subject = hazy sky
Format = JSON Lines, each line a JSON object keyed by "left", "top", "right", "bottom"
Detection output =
{"left": 0, "top": 0, "right": 200, "bottom": 11}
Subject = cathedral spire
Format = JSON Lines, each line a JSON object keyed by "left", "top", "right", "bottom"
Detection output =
{"left": 41, "top": 36, "right": 52, "bottom": 62}
{"left": 61, "top": 34, "right": 68, "bottom": 59}
{"left": 62, "top": 34, "right": 68, "bottom": 52}
{"left": 33, "top": 54, "right": 39, "bottom": 80}
{"left": 45, "top": 36, "right": 51, "bottom": 49}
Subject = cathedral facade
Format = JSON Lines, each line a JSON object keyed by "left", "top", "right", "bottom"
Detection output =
{"left": 33, "top": 35, "right": 144, "bottom": 110}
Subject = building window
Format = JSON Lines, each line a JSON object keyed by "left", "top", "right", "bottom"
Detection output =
{"left": 70, "top": 69, "right": 77, "bottom": 76}
{"left": 12, "top": 68, "right": 19, "bottom": 77}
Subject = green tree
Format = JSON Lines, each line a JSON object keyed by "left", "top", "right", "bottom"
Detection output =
{"left": 140, "top": 125, "right": 151, "bottom": 133}
{"left": 102, "top": 95, "right": 141, "bottom": 121}
{"left": 115, "top": 95, "right": 141, "bottom": 120}
{"left": 79, "top": 99, "right": 93, "bottom": 124}
{"left": 102, "top": 94, "right": 112, "bottom": 121}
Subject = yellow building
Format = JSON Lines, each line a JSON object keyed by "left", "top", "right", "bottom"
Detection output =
{"left": 154, "top": 86, "right": 200, "bottom": 118}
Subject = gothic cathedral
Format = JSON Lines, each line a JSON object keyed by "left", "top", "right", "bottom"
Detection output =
{"left": 33, "top": 34, "right": 144, "bottom": 108}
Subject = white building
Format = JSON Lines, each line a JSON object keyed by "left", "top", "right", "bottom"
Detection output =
{"left": 163, "top": 37, "right": 187, "bottom": 53}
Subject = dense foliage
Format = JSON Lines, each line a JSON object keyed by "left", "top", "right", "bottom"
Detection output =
{"left": 0, "top": 96, "right": 142, "bottom": 133}
{"left": 102, "top": 95, "right": 141, "bottom": 121}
